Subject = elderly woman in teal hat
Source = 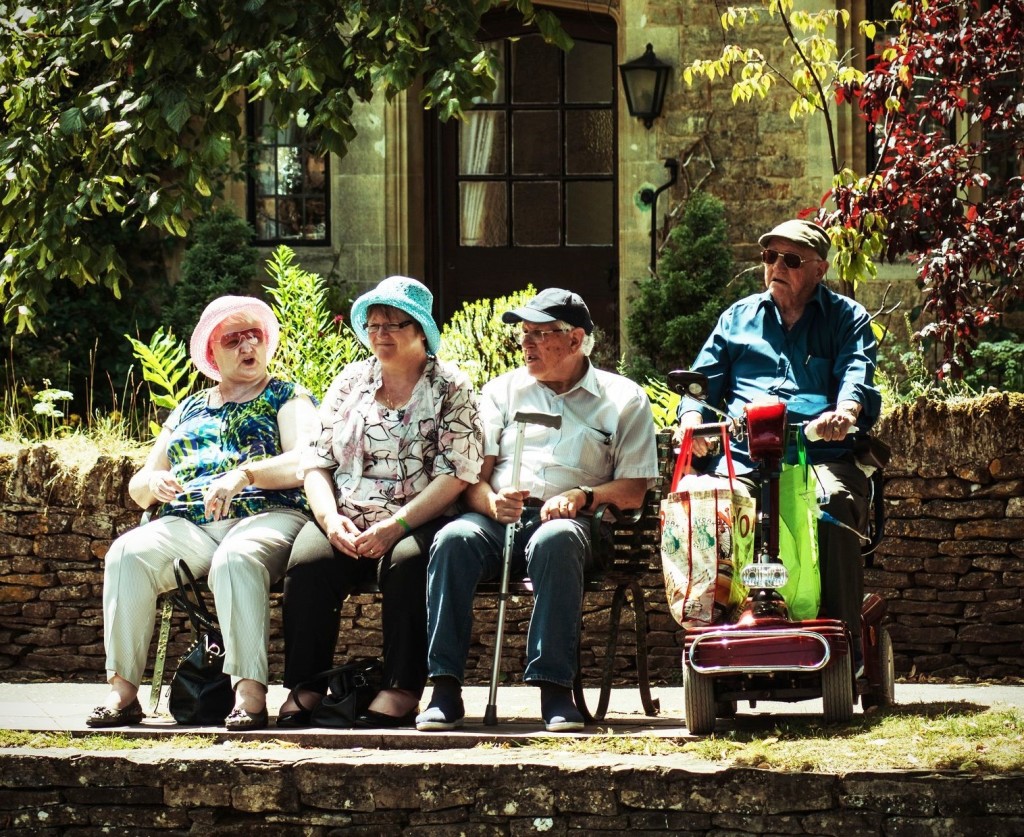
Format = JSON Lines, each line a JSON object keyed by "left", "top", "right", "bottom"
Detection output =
{"left": 276, "top": 276, "right": 483, "bottom": 728}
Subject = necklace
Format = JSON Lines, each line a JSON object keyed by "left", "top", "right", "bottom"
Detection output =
{"left": 378, "top": 378, "right": 415, "bottom": 411}
{"left": 379, "top": 386, "right": 408, "bottom": 411}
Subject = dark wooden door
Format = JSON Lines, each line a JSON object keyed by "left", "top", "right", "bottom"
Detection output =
{"left": 426, "top": 10, "right": 619, "bottom": 341}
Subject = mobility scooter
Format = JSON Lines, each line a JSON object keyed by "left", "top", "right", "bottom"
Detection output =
{"left": 667, "top": 370, "right": 895, "bottom": 735}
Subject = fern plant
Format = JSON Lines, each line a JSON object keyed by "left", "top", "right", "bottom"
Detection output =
{"left": 264, "top": 245, "right": 366, "bottom": 400}
{"left": 438, "top": 285, "right": 537, "bottom": 390}
{"left": 642, "top": 377, "right": 682, "bottom": 431}
{"left": 125, "top": 327, "right": 199, "bottom": 437}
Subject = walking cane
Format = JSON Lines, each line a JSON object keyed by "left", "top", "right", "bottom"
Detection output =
{"left": 484, "top": 410, "right": 562, "bottom": 726}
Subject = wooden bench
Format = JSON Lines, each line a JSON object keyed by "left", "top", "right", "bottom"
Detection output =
{"left": 148, "top": 432, "right": 671, "bottom": 721}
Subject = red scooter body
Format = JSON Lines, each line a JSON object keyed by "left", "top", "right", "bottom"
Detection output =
{"left": 669, "top": 374, "right": 895, "bottom": 734}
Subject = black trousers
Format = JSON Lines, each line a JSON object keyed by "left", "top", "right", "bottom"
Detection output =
{"left": 281, "top": 517, "right": 452, "bottom": 698}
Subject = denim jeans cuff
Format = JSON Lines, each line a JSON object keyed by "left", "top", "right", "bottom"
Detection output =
{"left": 523, "top": 674, "right": 574, "bottom": 690}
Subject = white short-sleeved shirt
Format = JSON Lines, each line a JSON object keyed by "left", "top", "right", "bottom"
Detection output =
{"left": 480, "top": 364, "right": 659, "bottom": 501}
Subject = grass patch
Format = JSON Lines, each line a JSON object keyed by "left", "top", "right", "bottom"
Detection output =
{"left": 3, "top": 705, "right": 1022, "bottom": 774}
{"left": 0, "top": 434, "right": 148, "bottom": 471}
{"left": 489, "top": 705, "right": 1024, "bottom": 774}
{"left": 0, "top": 730, "right": 302, "bottom": 751}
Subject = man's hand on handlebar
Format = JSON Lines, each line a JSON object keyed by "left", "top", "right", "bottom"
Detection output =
{"left": 806, "top": 408, "right": 858, "bottom": 443}
{"left": 676, "top": 410, "right": 713, "bottom": 457}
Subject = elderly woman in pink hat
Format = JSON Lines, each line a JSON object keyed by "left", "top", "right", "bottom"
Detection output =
{"left": 88, "top": 295, "right": 316, "bottom": 732}
{"left": 276, "top": 276, "right": 483, "bottom": 729}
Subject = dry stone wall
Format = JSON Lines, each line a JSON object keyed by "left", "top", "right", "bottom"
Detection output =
{"left": 0, "top": 394, "right": 1022, "bottom": 685}
{"left": 869, "top": 393, "right": 1024, "bottom": 680}
{"left": 2, "top": 748, "right": 1023, "bottom": 835}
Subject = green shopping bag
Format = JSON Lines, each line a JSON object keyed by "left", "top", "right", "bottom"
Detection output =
{"left": 776, "top": 433, "right": 821, "bottom": 620}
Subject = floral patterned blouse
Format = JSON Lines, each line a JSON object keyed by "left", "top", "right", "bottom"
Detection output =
{"left": 304, "top": 356, "right": 483, "bottom": 530}
{"left": 158, "top": 378, "right": 310, "bottom": 524}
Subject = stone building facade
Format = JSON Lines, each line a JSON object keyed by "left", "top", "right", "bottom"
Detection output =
{"left": 219, "top": 0, "right": 905, "bottom": 354}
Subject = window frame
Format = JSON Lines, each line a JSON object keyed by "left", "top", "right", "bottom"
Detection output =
{"left": 245, "top": 99, "right": 331, "bottom": 247}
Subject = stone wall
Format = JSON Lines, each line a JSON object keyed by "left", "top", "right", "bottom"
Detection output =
{"left": 1, "top": 394, "right": 1022, "bottom": 686}
{"left": 870, "top": 393, "right": 1024, "bottom": 680}
{"left": 2, "top": 748, "right": 1022, "bottom": 835}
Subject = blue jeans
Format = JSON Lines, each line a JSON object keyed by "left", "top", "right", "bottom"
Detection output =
{"left": 425, "top": 509, "right": 593, "bottom": 688}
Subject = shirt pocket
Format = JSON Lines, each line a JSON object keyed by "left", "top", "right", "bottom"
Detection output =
{"left": 801, "top": 356, "right": 834, "bottom": 391}
{"left": 573, "top": 425, "right": 614, "bottom": 480}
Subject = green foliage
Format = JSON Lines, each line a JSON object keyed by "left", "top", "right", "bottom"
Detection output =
{"left": 163, "top": 209, "right": 259, "bottom": 339}
{"left": 682, "top": 3, "right": 861, "bottom": 152}
{"left": 438, "top": 286, "right": 538, "bottom": 390}
{"left": 962, "top": 340, "right": 1024, "bottom": 394}
{"left": 264, "top": 246, "right": 366, "bottom": 399}
{"left": 27, "top": 383, "right": 75, "bottom": 438}
{"left": 0, "top": 1, "right": 568, "bottom": 331}
{"left": 875, "top": 314, "right": 977, "bottom": 410}
{"left": 125, "top": 327, "right": 199, "bottom": 438}
{"left": 642, "top": 378, "right": 682, "bottom": 431}
{"left": 623, "top": 191, "right": 756, "bottom": 382}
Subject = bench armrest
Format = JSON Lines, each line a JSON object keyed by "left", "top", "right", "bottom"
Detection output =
{"left": 589, "top": 489, "right": 656, "bottom": 574}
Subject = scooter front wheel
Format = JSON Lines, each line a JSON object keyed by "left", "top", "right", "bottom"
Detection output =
{"left": 683, "top": 663, "right": 717, "bottom": 735}
{"left": 822, "top": 655, "right": 854, "bottom": 723}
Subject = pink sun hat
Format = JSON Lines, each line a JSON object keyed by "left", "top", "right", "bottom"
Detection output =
{"left": 188, "top": 295, "right": 280, "bottom": 382}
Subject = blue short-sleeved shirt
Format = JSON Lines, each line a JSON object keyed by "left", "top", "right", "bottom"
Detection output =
{"left": 681, "top": 284, "right": 882, "bottom": 473}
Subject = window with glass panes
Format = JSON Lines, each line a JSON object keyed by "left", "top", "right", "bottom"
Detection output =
{"left": 247, "top": 101, "right": 329, "bottom": 244}
{"left": 457, "top": 34, "right": 615, "bottom": 250}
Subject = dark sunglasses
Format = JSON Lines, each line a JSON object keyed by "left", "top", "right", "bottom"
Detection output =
{"left": 760, "top": 249, "right": 822, "bottom": 269}
{"left": 219, "top": 327, "right": 264, "bottom": 350}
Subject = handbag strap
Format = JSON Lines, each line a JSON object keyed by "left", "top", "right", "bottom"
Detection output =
{"left": 670, "top": 427, "right": 694, "bottom": 492}
{"left": 172, "top": 558, "right": 218, "bottom": 635}
{"left": 720, "top": 424, "right": 737, "bottom": 487}
{"left": 795, "top": 426, "right": 810, "bottom": 486}
{"left": 294, "top": 657, "right": 382, "bottom": 695}
{"left": 671, "top": 424, "right": 737, "bottom": 490}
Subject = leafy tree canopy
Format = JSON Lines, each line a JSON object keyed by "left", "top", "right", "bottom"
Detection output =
{"left": 0, "top": 0, "right": 568, "bottom": 333}
{"left": 685, "top": 0, "right": 1024, "bottom": 375}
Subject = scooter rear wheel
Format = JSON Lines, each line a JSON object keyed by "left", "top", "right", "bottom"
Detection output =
{"left": 862, "top": 627, "right": 895, "bottom": 710}
{"left": 683, "top": 663, "right": 717, "bottom": 735}
{"left": 822, "top": 655, "right": 854, "bottom": 723}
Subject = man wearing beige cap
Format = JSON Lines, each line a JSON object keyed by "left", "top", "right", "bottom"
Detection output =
{"left": 678, "top": 219, "right": 881, "bottom": 674}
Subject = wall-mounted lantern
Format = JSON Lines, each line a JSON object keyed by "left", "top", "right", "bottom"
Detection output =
{"left": 618, "top": 43, "right": 671, "bottom": 129}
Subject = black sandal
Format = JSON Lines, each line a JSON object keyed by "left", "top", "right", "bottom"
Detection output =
{"left": 276, "top": 689, "right": 320, "bottom": 728}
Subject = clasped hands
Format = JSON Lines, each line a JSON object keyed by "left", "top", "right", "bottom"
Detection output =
{"left": 146, "top": 468, "right": 253, "bottom": 521}
{"left": 491, "top": 487, "right": 579, "bottom": 525}
{"left": 321, "top": 511, "right": 402, "bottom": 560}
{"left": 146, "top": 468, "right": 243, "bottom": 522}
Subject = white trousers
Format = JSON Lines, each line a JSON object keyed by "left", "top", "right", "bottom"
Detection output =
{"left": 101, "top": 509, "right": 309, "bottom": 688}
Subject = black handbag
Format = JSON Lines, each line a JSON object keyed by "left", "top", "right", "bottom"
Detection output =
{"left": 168, "top": 558, "right": 234, "bottom": 725}
{"left": 304, "top": 657, "right": 384, "bottom": 728}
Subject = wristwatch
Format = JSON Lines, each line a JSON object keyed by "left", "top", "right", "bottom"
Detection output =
{"left": 575, "top": 486, "right": 594, "bottom": 511}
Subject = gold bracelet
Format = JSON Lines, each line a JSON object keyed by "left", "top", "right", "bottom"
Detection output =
{"left": 241, "top": 468, "right": 255, "bottom": 486}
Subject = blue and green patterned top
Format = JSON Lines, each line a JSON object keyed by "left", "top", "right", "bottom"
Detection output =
{"left": 158, "top": 378, "right": 310, "bottom": 524}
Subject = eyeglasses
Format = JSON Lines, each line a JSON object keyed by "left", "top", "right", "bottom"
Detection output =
{"left": 219, "top": 328, "right": 264, "bottom": 350}
{"left": 516, "top": 327, "right": 572, "bottom": 344}
{"left": 365, "top": 320, "right": 414, "bottom": 335}
{"left": 761, "top": 249, "right": 823, "bottom": 269}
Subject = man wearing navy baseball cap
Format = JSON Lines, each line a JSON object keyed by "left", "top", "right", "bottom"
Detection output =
{"left": 418, "top": 288, "right": 659, "bottom": 732}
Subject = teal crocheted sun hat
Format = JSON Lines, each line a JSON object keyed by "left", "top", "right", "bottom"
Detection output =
{"left": 350, "top": 276, "right": 441, "bottom": 356}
